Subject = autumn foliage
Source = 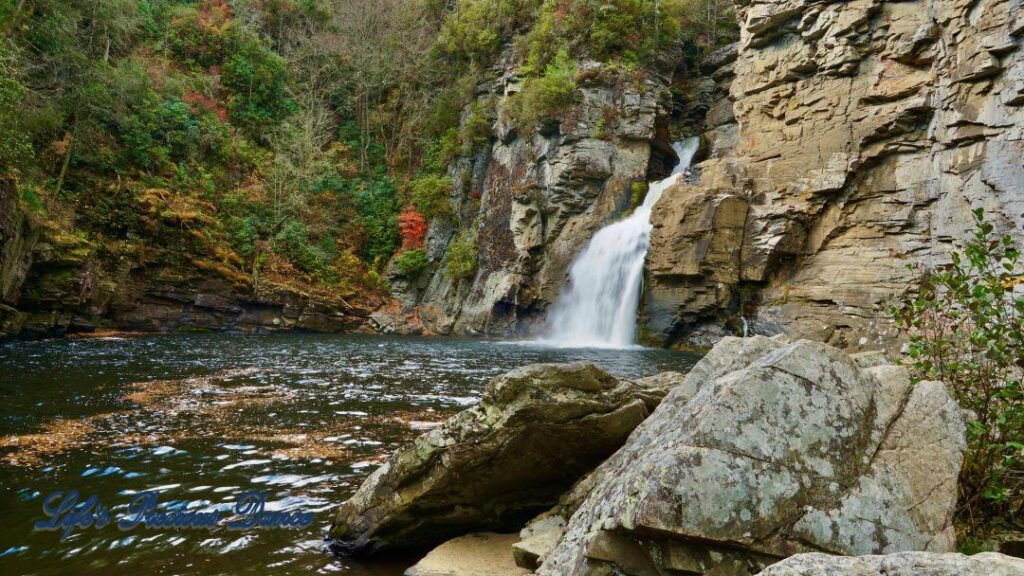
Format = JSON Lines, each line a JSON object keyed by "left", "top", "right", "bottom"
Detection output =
{"left": 398, "top": 209, "right": 428, "bottom": 250}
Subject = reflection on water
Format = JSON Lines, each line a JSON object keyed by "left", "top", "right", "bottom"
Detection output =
{"left": 0, "top": 333, "right": 699, "bottom": 576}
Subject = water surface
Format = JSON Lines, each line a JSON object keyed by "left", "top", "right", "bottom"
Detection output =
{"left": 0, "top": 333, "right": 699, "bottom": 576}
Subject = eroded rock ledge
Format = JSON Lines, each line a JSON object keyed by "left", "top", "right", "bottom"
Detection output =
{"left": 536, "top": 336, "right": 965, "bottom": 575}
{"left": 758, "top": 551, "right": 1024, "bottom": 576}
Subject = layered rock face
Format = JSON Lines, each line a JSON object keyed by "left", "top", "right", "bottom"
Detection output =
{"left": 0, "top": 182, "right": 40, "bottom": 338}
{"left": 757, "top": 551, "right": 1024, "bottom": 576}
{"left": 385, "top": 53, "right": 680, "bottom": 336}
{"left": 536, "top": 336, "right": 966, "bottom": 576}
{"left": 647, "top": 0, "right": 1024, "bottom": 347}
{"left": 329, "top": 363, "right": 675, "bottom": 554}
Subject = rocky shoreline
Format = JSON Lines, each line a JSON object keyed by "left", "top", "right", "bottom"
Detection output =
{"left": 329, "top": 336, "right": 1024, "bottom": 575}
{"left": 0, "top": 183, "right": 390, "bottom": 341}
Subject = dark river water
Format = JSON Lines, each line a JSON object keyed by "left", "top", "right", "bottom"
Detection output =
{"left": 0, "top": 333, "right": 699, "bottom": 576}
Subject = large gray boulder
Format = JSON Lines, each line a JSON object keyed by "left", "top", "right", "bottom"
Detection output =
{"left": 537, "top": 336, "right": 967, "bottom": 576}
{"left": 756, "top": 552, "right": 1024, "bottom": 576}
{"left": 329, "top": 362, "right": 674, "bottom": 554}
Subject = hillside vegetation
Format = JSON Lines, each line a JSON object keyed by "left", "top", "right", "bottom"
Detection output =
{"left": 0, "top": 0, "right": 735, "bottom": 303}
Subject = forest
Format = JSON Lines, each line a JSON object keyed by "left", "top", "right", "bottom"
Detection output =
{"left": 0, "top": 0, "right": 736, "bottom": 305}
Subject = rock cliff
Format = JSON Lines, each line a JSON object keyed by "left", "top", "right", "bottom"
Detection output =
{"left": 392, "top": 0, "right": 1024, "bottom": 347}
{"left": 646, "top": 0, "right": 1024, "bottom": 347}
{"left": 382, "top": 49, "right": 684, "bottom": 336}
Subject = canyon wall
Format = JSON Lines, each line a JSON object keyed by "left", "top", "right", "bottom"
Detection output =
{"left": 646, "top": 0, "right": 1024, "bottom": 347}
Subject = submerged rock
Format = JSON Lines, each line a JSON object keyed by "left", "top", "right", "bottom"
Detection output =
{"left": 330, "top": 362, "right": 675, "bottom": 555}
{"left": 537, "top": 336, "right": 966, "bottom": 576}
{"left": 756, "top": 552, "right": 1024, "bottom": 576}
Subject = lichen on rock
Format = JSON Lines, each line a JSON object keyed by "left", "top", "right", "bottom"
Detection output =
{"left": 535, "top": 336, "right": 966, "bottom": 576}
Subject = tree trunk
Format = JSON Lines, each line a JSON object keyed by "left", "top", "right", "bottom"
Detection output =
{"left": 54, "top": 130, "right": 75, "bottom": 197}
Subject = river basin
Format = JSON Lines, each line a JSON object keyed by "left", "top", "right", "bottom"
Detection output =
{"left": 0, "top": 333, "right": 699, "bottom": 576}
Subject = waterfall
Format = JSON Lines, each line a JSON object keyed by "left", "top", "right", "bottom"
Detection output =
{"left": 543, "top": 137, "right": 701, "bottom": 348}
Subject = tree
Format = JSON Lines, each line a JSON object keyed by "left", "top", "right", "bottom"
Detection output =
{"left": 316, "top": 0, "right": 438, "bottom": 170}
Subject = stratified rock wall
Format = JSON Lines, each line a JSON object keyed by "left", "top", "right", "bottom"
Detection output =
{"left": 647, "top": 0, "right": 1024, "bottom": 347}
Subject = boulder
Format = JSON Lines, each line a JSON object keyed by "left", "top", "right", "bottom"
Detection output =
{"left": 404, "top": 533, "right": 530, "bottom": 576}
{"left": 756, "top": 552, "right": 1024, "bottom": 576}
{"left": 330, "top": 362, "right": 672, "bottom": 555}
{"left": 512, "top": 514, "right": 567, "bottom": 570}
{"left": 537, "top": 336, "right": 966, "bottom": 576}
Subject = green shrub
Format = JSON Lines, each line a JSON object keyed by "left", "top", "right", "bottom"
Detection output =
{"left": 892, "top": 209, "right": 1023, "bottom": 540}
{"left": 629, "top": 181, "right": 648, "bottom": 208}
{"left": 221, "top": 27, "right": 295, "bottom": 136}
{"left": 352, "top": 177, "right": 401, "bottom": 265}
{"left": 438, "top": 0, "right": 542, "bottom": 65}
{"left": 167, "top": 6, "right": 224, "bottom": 68}
{"left": 394, "top": 248, "right": 429, "bottom": 277}
{"left": 424, "top": 127, "right": 462, "bottom": 172}
{"left": 462, "top": 99, "right": 495, "bottom": 154}
{"left": 19, "top": 186, "right": 46, "bottom": 214}
{"left": 276, "top": 220, "right": 339, "bottom": 278}
{"left": 510, "top": 49, "right": 576, "bottom": 130}
{"left": 411, "top": 174, "right": 453, "bottom": 219}
{"left": 523, "top": 0, "right": 677, "bottom": 70}
{"left": 444, "top": 228, "right": 477, "bottom": 280}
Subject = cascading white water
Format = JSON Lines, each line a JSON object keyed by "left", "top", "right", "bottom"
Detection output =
{"left": 543, "top": 137, "right": 701, "bottom": 348}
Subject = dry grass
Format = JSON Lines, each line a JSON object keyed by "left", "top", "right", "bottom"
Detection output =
{"left": 0, "top": 415, "right": 107, "bottom": 466}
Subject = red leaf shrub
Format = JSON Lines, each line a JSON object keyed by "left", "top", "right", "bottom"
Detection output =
{"left": 398, "top": 209, "right": 428, "bottom": 251}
